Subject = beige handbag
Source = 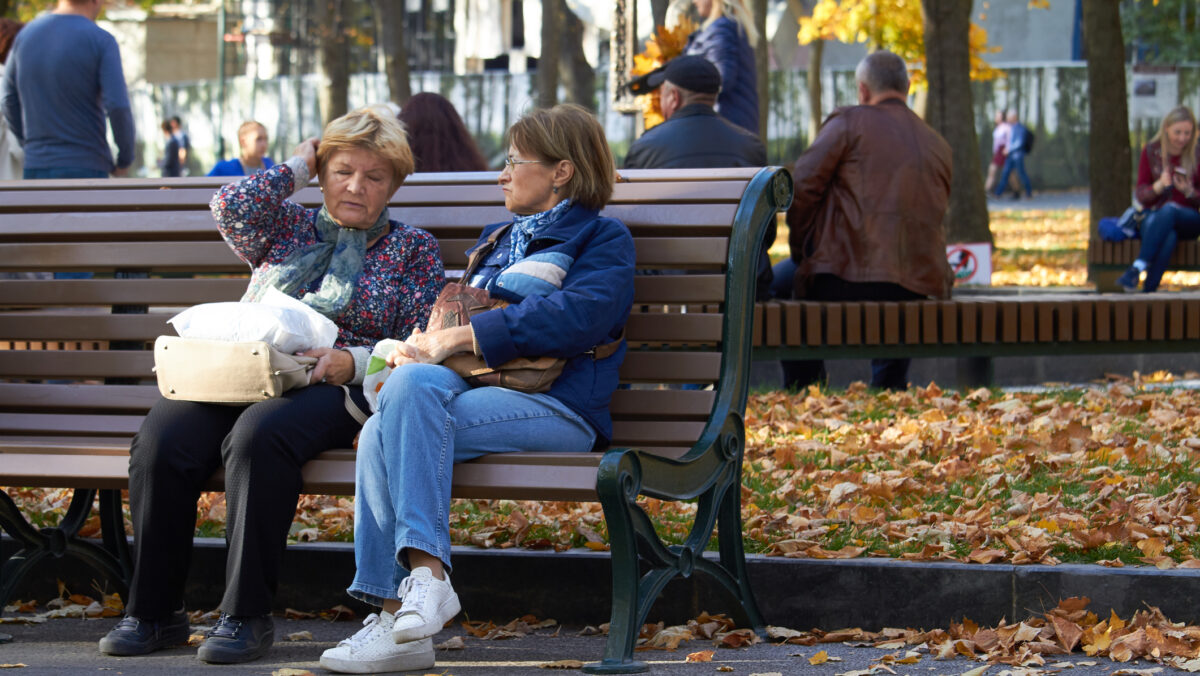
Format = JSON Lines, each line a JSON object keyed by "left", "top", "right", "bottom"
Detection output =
{"left": 153, "top": 335, "right": 317, "bottom": 404}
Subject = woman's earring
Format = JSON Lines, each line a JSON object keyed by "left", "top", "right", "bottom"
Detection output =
{"left": 552, "top": 185, "right": 559, "bottom": 194}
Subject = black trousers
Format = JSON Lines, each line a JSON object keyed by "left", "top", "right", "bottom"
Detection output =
{"left": 125, "top": 384, "right": 366, "bottom": 619}
{"left": 780, "top": 274, "right": 924, "bottom": 391}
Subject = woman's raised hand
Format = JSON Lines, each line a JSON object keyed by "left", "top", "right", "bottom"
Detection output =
{"left": 293, "top": 138, "right": 320, "bottom": 177}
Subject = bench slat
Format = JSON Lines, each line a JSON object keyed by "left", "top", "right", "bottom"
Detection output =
{"left": 0, "top": 383, "right": 716, "bottom": 421}
{"left": 0, "top": 275, "right": 726, "bottom": 306}
{"left": 0, "top": 238, "right": 729, "bottom": 271}
{"left": 0, "top": 311, "right": 725, "bottom": 344}
{"left": 0, "top": 205, "right": 739, "bottom": 242}
{"left": 0, "top": 349, "right": 722, "bottom": 382}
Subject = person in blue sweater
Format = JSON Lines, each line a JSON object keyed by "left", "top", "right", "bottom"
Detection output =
{"left": 209, "top": 120, "right": 275, "bottom": 177}
{"left": 319, "top": 104, "right": 635, "bottom": 674}
{"left": 685, "top": 0, "right": 759, "bottom": 134}
{"left": 1, "top": 0, "right": 134, "bottom": 179}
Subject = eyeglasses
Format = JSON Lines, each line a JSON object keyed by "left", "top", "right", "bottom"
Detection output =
{"left": 504, "top": 155, "right": 546, "bottom": 168}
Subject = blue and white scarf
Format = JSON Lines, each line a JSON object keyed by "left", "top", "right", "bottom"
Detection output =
{"left": 242, "top": 205, "right": 390, "bottom": 318}
{"left": 508, "top": 199, "right": 572, "bottom": 268}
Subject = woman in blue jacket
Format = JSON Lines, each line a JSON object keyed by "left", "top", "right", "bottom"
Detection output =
{"left": 686, "top": 0, "right": 759, "bottom": 134}
{"left": 320, "top": 104, "right": 635, "bottom": 674}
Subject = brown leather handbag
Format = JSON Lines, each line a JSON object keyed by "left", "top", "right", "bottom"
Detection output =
{"left": 429, "top": 224, "right": 622, "bottom": 393}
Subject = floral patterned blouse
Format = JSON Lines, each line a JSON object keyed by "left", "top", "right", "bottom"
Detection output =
{"left": 210, "top": 162, "right": 444, "bottom": 352}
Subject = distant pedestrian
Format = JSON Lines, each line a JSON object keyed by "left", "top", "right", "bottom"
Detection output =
{"left": 1116, "top": 106, "right": 1200, "bottom": 293}
{"left": 684, "top": 0, "right": 759, "bottom": 134}
{"left": 397, "top": 92, "right": 488, "bottom": 172}
{"left": 983, "top": 110, "right": 1009, "bottom": 195}
{"left": 993, "top": 110, "right": 1033, "bottom": 200}
{"left": 169, "top": 115, "right": 189, "bottom": 174}
{"left": 209, "top": 120, "right": 274, "bottom": 177}
{"left": 0, "top": 18, "right": 25, "bottom": 181}
{"left": 158, "top": 121, "right": 181, "bottom": 177}
{"left": 1, "top": 0, "right": 134, "bottom": 179}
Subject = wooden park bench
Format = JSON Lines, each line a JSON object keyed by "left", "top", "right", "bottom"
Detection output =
{"left": 751, "top": 290, "right": 1200, "bottom": 385}
{"left": 0, "top": 167, "right": 792, "bottom": 673}
{"left": 1089, "top": 237, "right": 1200, "bottom": 291}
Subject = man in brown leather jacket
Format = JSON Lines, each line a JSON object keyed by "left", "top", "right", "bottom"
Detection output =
{"left": 780, "top": 49, "right": 952, "bottom": 391}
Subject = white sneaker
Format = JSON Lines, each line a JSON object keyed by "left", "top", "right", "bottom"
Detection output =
{"left": 320, "top": 611, "right": 434, "bottom": 674}
{"left": 391, "top": 567, "right": 461, "bottom": 643}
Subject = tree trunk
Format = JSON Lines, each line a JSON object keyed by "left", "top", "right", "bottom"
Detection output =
{"left": 753, "top": 0, "right": 768, "bottom": 141}
{"left": 560, "top": 5, "right": 595, "bottom": 110}
{"left": 317, "top": 0, "right": 350, "bottom": 125}
{"left": 1082, "top": 1, "right": 1132, "bottom": 244}
{"left": 538, "top": 0, "right": 562, "bottom": 108}
{"left": 374, "top": 0, "right": 411, "bottom": 105}
{"left": 807, "top": 39, "right": 824, "bottom": 143}
{"left": 922, "top": 0, "right": 992, "bottom": 245}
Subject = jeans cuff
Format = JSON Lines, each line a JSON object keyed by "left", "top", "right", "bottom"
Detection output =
{"left": 396, "top": 536, "right": 452, "bottom": 573}
{"left": 346, "top": 581, "right": 397, "bottom": 607}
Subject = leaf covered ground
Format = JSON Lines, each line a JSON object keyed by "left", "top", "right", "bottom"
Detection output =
{"left": 8, "top": 373, "right": 1200, "bottom": 567}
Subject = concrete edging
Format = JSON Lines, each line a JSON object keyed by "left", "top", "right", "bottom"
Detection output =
{"left": 5, "top": 537, "right": 1199, "bottom": 628}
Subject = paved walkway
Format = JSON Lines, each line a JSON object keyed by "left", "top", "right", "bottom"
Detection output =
{"left": 1, "top": 614, "right": 1126, "bottom": 675}
{"left": 988, "top": 188, "right": 1089, "bottom": 212}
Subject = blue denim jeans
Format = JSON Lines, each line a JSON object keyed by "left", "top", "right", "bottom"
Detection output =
{"left": 23, "top": 167, "right": 109, "bottom": 179}
{"left": 994, "top": 151, "right": 1032, "bottom": 197}
{"left": 347, "top": 363, "right": 596, "bottom": 606}
{"left": 1137, "top": 203, "right": 1200, "bottom": 292}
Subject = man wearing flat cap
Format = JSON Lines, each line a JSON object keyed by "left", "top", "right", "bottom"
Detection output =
{"left": 624, "top": 55, "right": 766, "bottom": 170}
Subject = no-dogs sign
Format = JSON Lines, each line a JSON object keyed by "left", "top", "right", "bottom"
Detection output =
{"left": 946, "top": 243, "right": 992, "bottom": 286}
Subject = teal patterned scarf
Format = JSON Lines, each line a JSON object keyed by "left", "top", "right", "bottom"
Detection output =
{"left": 242, "top": 205, "right": 390, "bottom": 318}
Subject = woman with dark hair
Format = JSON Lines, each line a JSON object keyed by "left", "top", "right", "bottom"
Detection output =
{"left": 0, "top": 18, "right": 25, "bottom": 179}
{"left": 320, "top": 104, "right": 633, "bottom": 674}
{"left": 397, "top": 92, "right": 489, "bottom": 172}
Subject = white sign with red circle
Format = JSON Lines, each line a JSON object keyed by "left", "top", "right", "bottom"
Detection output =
{"left": 946, "top": 243, "right": 992, "bottom": 286}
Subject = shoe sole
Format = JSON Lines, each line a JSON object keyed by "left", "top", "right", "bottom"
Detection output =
{"left": 391, "top": 593, "right": 461, "bottom": 643}
{"left": 196, "top": 634, "right": 274, "bottom": 664}
{"left": 320, "top": 641, "right": 435, "bottom": 674}
{"left": 98, "top": 628, "right": 191, "bottom": 656}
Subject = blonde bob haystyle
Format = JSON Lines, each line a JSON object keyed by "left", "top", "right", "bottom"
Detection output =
{"left": 507, "top": 104, "right": 615, "bottom": 211}
{"left": 317, "top": 104, "right": 415, "bottom": 191}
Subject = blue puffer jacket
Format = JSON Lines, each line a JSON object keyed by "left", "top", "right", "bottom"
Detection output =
{"left": 468, "top": 203, "right": 635, "bottom": 446}
{"left": 686, "top": 16, "right": 759, "bottom": 134}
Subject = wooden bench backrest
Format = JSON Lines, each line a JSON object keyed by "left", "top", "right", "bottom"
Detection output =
{"left": 0, "top": 169, "right": 787, "bottom": 467}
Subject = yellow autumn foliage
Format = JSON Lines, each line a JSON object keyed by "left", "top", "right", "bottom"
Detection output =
{"left": 630, "top": 18, "right": 697, "bottom": 130}
{"left": 798, "top": 0, "right": 1002, "bottom": 89}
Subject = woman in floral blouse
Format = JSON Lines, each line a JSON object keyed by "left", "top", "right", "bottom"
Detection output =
{"left": 99, "top": 105, "right": 444, "bottom": 665}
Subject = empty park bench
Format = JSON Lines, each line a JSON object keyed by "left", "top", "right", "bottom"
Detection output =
{"left": 751, "top": 290, "right": 1200, "bottom": 385}
{"left": 0, "top": 166, "right": 794, "bottom": 673}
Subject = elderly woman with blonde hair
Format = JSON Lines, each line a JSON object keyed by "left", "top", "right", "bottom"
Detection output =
{"left": 319, "top": 103, "right": 635, "bottom": 674}
{"left": 99, "top": 105, "right": 444, "bottom": 664}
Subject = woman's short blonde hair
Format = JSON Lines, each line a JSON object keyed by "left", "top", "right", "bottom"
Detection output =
{"left": 317, "top": 105, "right": 414, "bottom": 190}
{"left": 1152, "top": 105, "right": 1198, "bottom": 174}
{"left": 507, "top": 104, "right": 615, "bottom": 211}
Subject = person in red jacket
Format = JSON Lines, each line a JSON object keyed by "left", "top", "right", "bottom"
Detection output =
{"left": 1118, "top": 106, "right": 1200, "bottom": 292}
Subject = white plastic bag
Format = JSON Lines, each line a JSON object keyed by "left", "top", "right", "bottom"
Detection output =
{"left": 167, "top": 288, "right": 339, "bottom": 354}
{"left": 363, "top": 338, "right": 400, "bottom": 413}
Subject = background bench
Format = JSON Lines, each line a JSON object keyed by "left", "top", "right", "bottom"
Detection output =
{"left": 751, "top": 291, "right": 1200, "bottom": 386}
{"left": 0, "top": 167, "right": 793, "bottom": 674}
{"left": 1089, "top": 237, "right": 1200, "bottom": 291}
